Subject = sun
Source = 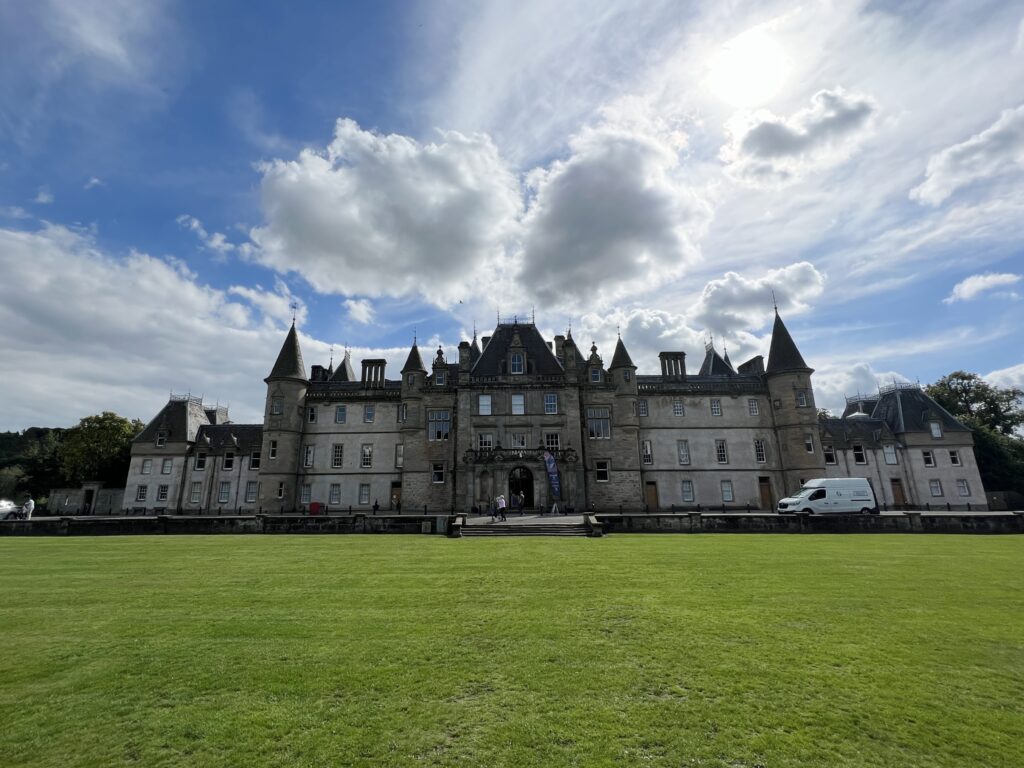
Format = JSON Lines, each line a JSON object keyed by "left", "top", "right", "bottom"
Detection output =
{"left": 708, "top": 28, "right": 789, "bottom": 108}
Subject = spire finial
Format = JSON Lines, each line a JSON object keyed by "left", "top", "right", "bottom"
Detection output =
{"left": 329, "top": 345, "right": 334, "bottom": 367}
{"left": 531, "top": 305, "right": 535, "bottom": 324}
{"left": 771, "top": 290, "right": 778, "bottom": 313}
{"left": 413, "top": 328, "right": 417, "bottom": 346}
{"left": 290, "top": 300, "right": 298, "bottom": 324}
{"left": 616, "top": 324, "right": 621, "bottom": 339}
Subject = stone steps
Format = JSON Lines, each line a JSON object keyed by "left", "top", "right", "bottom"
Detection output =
{"left": 461, "top": 523, "right": 590, "bottom": 537}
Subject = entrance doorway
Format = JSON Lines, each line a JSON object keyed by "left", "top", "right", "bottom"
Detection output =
{"left": 83, "top": 489, "right": 95, "bottom": 515}
{"left": 390, "top": 481, "right": 402, "bottom": 511}
{"left": 508, "top": 466, "right": 534, "bottom": 510}
{"left": 890, "top": 478, "right": 906, "bottom": 508}
{"left": 644, "top": 481, "right": 659, "bottom": 511}
{"left": 757, "top": 477, "right": 773, "bottom": 511}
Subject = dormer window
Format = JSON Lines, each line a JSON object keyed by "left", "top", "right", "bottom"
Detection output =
{"left": 929, "top": 421, "right": 942, "bottom": 438}
{"left": 510, "top": 353, "right": 524, "bottom": 375}
{"left": 590, "top": 368, "right": 601, "bottom": 383}
{"left": 435, "top": 370, "right": 446, "bottom": 386}
{"left": 155, "top": 430, "right": 167, "bottom": 447}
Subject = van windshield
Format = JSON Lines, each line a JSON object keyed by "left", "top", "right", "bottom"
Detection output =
{"left": 792, "top": 488, "right": 815, "bottom": 498}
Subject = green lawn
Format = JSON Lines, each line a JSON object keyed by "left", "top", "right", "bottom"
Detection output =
{"left": 0, "top": 536, "right": 1021, "bottom": 767}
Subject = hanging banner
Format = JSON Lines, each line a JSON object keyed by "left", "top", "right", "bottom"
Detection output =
{"left": 543, "top": 451, "right": 561, "bottom": 500}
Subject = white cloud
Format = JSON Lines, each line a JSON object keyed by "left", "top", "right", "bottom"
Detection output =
{"left": 177, "top": 214, "right": 236, "bottom": 255}
{"left": 2, "top": 206, "right": 31, "bottom": 219}
{"left": 689, "top": 261, "right": 825, "bottom": 337}
{"left": 228, "top": 279, "right": 306, "bottom": 328}
{"left": 911, "top": 105, "right": 1024, "bottom": 206}
{"left": 83, "top": 176, "right": 103, "bottom": 190}
{"left": 943, "top": 272, "right": 1021, "bottom": 303}
{"left": 812, "top": 362, "right": 912, "bottom": 416}
{"left": 720, "top": 88, "right": 878, "bottom": 186}
{"left": 344, "top": 298, "right": 375, "bottom": 324}
{"left": 986, "top": 362, "right": 1024, "bottom": 390}
{"left": 0, "top": 0, "right": 184, "bottom": 145}
{"left": 521, "top": 123, "right": 712, "bottom": 307}
{"left": 0, "top": 223, "right": 295, "bottom": 429}
{"left": 249, "top": 118, "right": 522, "bottom": 307}
{"left": 34, "top": 186, "right": 54, "bottom": 204}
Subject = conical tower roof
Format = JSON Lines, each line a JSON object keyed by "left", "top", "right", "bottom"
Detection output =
{"left": 401, "top": 342, "right": 427, "bottom": 373}
{"left": 330, "top": 349, "right": 357, "bottom": 382}
{"left": 267, "top": 323, "right": 307, "bottom": 381}
{"left": 609, "top": 337, "right": 635, "bottom": 369}
{"left": 766, "top": 311, "right": 811, "bottom": 374}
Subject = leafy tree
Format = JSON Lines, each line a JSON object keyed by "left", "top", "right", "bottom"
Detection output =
{"left": 59, "top": 413, "right": 144, "bottom": 487}
{"left": 20, "top": 430, "right": 66, "bottom": 501}
{"left": 925, "top": 371, "right": 1024, "bottom": 436}
{"left": 926, "top": 372, "right": 1024, "bottom": 495}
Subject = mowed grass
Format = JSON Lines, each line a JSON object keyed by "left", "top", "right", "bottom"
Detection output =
{"left": 0, "top": 536, "right": 1021, "bottom": 768}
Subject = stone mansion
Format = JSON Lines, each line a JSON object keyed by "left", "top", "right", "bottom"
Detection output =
{"left": 122, "top": 312, "right": 987, "bottom": 514}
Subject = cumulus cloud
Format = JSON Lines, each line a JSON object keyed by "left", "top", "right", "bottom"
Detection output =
{"left": 720, "top": 88, "right": 878, "bottom": 186}
{"left": 942, "top": 272, "right": 1021, "bottom": 303}
{"left": 911, "top": 105, "right": 1024, "bottom": 206}
{"left": 228, "top": 279, "right": 306, "bottom": 328}
{"left": 2, "top": 206, "right": 31, "bottom": 219}
{"left": 812, "top": 362, "right": 911, "bottom": 416}
{"left": 34, "top": 186, "right": 54, "bottom": 204}
{"left": 689, "top": 261, "right": 825, "bottom": 337}
{"left": 344, "top": 298, "right": 375, "bottom": 324}
{"left": 83, "top": 176, "right": 103, "bottom": 190}
{"left": 986, "top": 362, "right": 1024, "bottom": 390}
{"left": 521, "top": 123, "right": 712, "bottom": 307}
{"left": 177, "top": 214, "right": 236, "bottom": 255}
{"left": 249, "top": 118, "right": 522, "bottom": 307}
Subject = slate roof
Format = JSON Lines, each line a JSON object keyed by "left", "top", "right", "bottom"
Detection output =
{"left": 609, "top": 337, "right": 635, "bottom": 369}
{"left": 401, "top": 343, "right": 427, "bottom": 373}
{"left": 869, "top": 386, "right": 971, "bottom": 435}
{"left": 194, "top": 424, "right": 263, "bottom": 453}
{"left": 330, "top": 350, "right": 357, "bottom": 382}
{"left": 471, "top": 323, "right": 564, "bottom": 376}
{"left": 268, "top": 323, "right": 307, "bottom": 381}
{"left": 820, "top": 416, "right": 895, "bottom": 447}
{"left": 766, "top": 311, "right": 810, "bottom": 374}
{"left": 698, "top": 346, "right": 736, "bottom": 376}
{"left": 135, "top": 397, "right": 212, "bottom": 444}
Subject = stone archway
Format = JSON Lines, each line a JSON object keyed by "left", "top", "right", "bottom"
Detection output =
{"left": 508, "top": 466, "right": 534, "bottom": 510}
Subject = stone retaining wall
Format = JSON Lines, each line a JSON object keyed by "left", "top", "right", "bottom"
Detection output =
{"left": 0, "top": 515, "right": 451, "bottom": 537}
{"left": 596, "top": 512, "right": 1024, "bottom": 534}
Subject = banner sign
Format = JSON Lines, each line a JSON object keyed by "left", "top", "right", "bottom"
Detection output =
{"left": 542, "top": 451, "right": 561, "bottom": 500}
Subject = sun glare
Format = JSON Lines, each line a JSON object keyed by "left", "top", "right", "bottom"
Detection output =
{"left": 708, "top": 29, "right": 789, "bottom": 108}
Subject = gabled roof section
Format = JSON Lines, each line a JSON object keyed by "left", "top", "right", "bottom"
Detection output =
{"left": 471, "top": 323, "right": 564, "bottom": 376}
{"left": 698, "top": 345, "right": 736, "bottom": 376}
{"left": 470, "top": 335, "right": 482, "bottom": 364}
{"left": 330, "top": 350, "right": 357, "bottom": 382}
{"left": 766, "top": 311, "right": 811, "bottom": 374}
{"left": 401, "top": 343, "right": 427, "bottom": 373}
{"left": 194, "top": 424, "right": 264, "bottom": 453}
{"left": 608, "top": 337, "right": 635, "bottom": 369}
{"left": 267, "top": 323, "right": 307, "bottom": 381}
{"left": 135, "top": 396, "right": 210, "bottom": 444}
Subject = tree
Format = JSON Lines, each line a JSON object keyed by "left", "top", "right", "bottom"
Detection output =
{"left": 20, "top": 429, "right": 65, "bottom": 500}
{"left": 925, "top": 371, "right": 1024, "bottom": 436}
{"left": 59, "top": 413, "right": 145, "bottom": 487}
{"left": 926, "top": 372, "right": 1024, "bottom": 496}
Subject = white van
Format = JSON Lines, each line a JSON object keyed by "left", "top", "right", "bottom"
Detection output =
{"left": 777, "top": 478, "right": 878, "bottom": 514}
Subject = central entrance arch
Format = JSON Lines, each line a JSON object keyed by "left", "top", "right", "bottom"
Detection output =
{"left": 508, "top": 466, "right": 534, "bottom": 510}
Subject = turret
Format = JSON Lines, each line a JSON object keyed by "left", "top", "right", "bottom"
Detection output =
{"left": 401, "top": 340, "right": 427, "bottom": 392}
{"left": 765, "top": 311, "right": 824, "bottom": 493}
{"left": 258, "top": 323, "right": 309, "bottom": 511}
{"left": 608, "top": 335, "right": 639, "bottom": 431}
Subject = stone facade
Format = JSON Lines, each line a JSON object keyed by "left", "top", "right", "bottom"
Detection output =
{"left": 122, "top": 311, "right": 988, "bottom": 513}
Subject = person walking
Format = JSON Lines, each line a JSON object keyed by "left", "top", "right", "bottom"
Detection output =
{"left": 497, "top": 494, "right": 507, "bottom": 521}
{"left": 517, "top": 490, "right": 525, "bottom": 515}
{"left": 21, "top": 498, "right": 34, "bottom": 520}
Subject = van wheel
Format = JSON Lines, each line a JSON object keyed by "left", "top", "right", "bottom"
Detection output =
{"left": 860, "top": 507, "right": 871, "bottom": 515}
{"left": 802, "top": 508, "right": 813, "bottom": 515}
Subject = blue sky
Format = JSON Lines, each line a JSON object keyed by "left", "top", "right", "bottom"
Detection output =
{"left": 1, "top": 0, "right": 1023, "bottom": 430}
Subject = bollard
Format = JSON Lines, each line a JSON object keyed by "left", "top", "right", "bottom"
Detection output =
{"left": 424, "top": 504, "right": 428, "bottom": 514}
{"left": 967, "top": 502, "right": 971, "bottom": 511}
{"left": 746, "top": 503, "right": 751, "bottom": 513}
{"left": 947, "top": 502, "right": 951, "bottom": 511}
